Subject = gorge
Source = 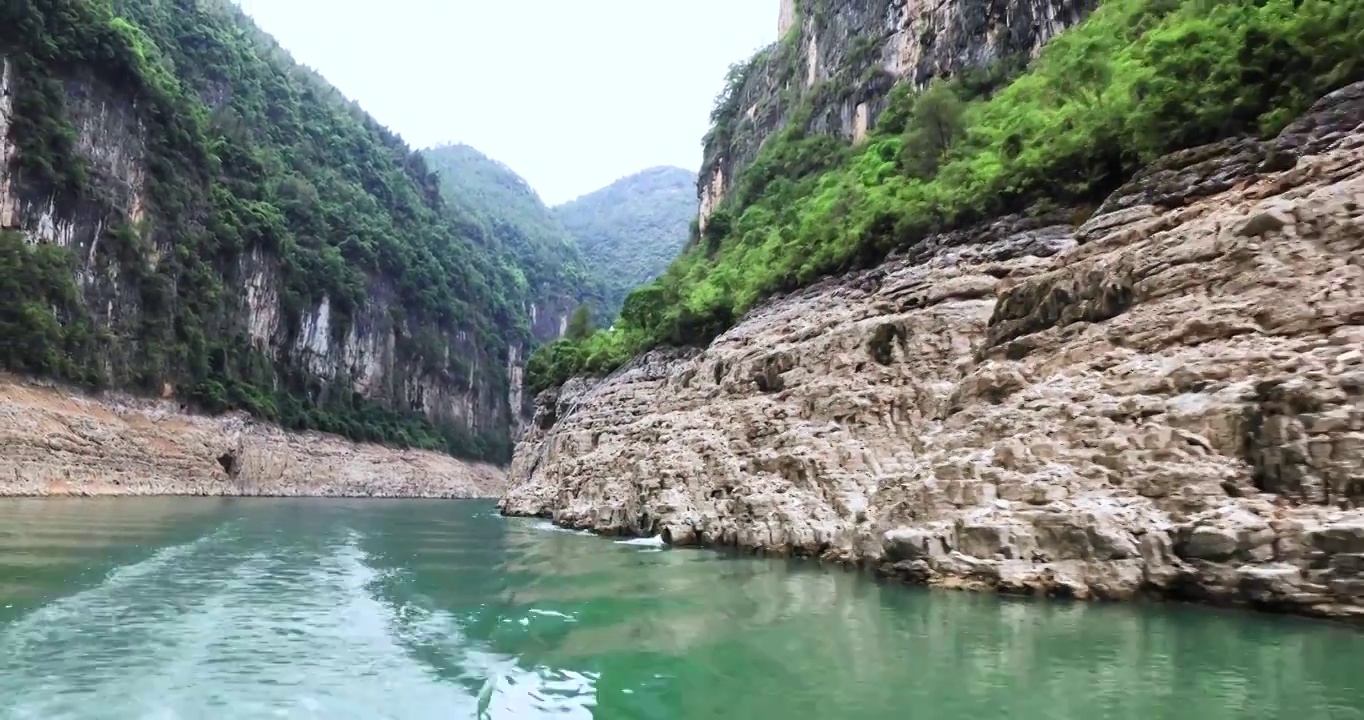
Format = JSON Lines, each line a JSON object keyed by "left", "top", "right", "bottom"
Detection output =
{"left": 1, "top": 0, "right": 1362, "bottom": 622}
{"left": 1, "top": 0, "right": 1362, "bottom": 716}
{"left": 0, "top": 0, "right": 692, "bottom": 497}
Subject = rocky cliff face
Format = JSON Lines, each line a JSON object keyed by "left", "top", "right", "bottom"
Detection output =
{"left": 503, "top": 83, "right": 1364, "bottom": 620}
{"left": 699, "top": 0, "right": 1098, "bottom": 231}
{"left": 0, "top": 375, "right": 506, "bottom": 497}
{"left": 511, "top": 297, "right": 576, "bottom": 431}
{"left": 1, "top": 42, "right": 512, "bottom": 456}
{"left": 528, "top": 299, "right": 574, "bottom": 344}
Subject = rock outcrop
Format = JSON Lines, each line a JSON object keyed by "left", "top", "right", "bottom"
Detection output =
{"left": 0, "top": 376, "right": 507, "bottom": 498}
{"left": 699, "top": 0, "right": 1098, "bottom": 231}
{"left": 503, "top": 83, "right": 1364, "bottom": 620}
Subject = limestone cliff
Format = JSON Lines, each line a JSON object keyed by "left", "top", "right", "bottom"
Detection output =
{"left": 0, "top": 376, "right": 506, "bottom": 497}
{"left": 503, "top": 83, "right": 1364, "bottom": 620}
{"left": 0, "top": 1, "right": 538, "bottom": 464}
{"left": 699, "top": 0, "right": 1098, "bottom": 231}
{"left": 0, "top": 46, "right": 513, "bottom": 452}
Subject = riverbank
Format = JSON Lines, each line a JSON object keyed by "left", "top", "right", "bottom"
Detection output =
{"left": 0, "top": 376, "right": 506, "bottom": 498}
{"left": 500, "top": 83, "right": 1364, "bottom": 622}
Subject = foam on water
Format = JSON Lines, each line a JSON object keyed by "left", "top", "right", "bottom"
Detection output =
{"left": 0, "top": 522, "right": 596, "bottom": 719}
{"left": 530, "top": 521, "right": 594, "bottom": 536}
{"left": 615, "top": 534, "right": 668, "bottom": 548}
{"left": 3, "top": 498, "right": 1359, "bottom": 720}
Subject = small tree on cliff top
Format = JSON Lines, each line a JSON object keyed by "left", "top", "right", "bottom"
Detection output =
{"left": 566, "top": 304, "right": 595, "bottom": 341}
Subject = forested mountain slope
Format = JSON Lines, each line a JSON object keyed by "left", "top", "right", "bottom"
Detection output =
{"left": 422, "top": 144, "right": 600, "bottom": 341}
{"left": 526, "top": 0, "right": 1364, "bottom": 393}
{"left": 0, "top": 0, "right": 552, "bottom": 462}
{"left": 553, "top": 166, "right": 696, "bottom": 322}
{"left": 423, "top": 147, "right": 697, "bottom": 330}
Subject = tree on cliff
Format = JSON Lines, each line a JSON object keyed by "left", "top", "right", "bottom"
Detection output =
{"left": 900, "top": 80, "right": 965, "bottom": 179}
{"left": 566, "top": 305, "right": 595, "bottom": 342}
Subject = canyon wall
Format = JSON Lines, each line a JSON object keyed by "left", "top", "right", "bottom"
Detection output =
{"left": 698, "top": 0, "right": 1099, "bottom": 231}
{"left": 504, "top": 83, "right": 1364, "bottom": 620}
{"left": 1, "top": 0, "right": 559, "bottom": 465}
{"left": 0, "top": 51, "right": 511, "bottom": 440}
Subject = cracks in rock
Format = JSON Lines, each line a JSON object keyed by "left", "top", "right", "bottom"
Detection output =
{"left": 986, "top": 264, "right": 1137, "bottom": 349}
{"left": 868, "top": 322, "right": 910, "bottom": 365}
{"left": 217, "top": 450, "right": 238, "bottom": 477}
{"left": 1239, "top": 379, "right": 1340, "bottom": 506}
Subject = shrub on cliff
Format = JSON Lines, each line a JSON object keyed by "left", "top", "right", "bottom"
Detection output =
{"left": 525, "top": 0, "right": 1364, "bottom": 393}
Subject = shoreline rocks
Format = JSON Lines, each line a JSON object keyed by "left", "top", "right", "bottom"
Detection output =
{"left": 500, "top": 83, "right": 1364, "bottom": 622}
{"left": 0, "top": 375, "right": 507, "bottom": 499}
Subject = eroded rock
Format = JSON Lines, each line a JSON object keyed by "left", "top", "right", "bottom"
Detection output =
{"left": 0, "top": 377, "right": 506, "bottom": 498}
{"left": 502, "top": 84, "right": 1364, "bottom": 621}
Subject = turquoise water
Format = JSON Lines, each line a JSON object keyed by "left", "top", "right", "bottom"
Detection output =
{"left": 0, "top": 497, "right": 1359, "bottom": 719}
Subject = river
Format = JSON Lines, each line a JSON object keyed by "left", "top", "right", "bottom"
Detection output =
{"left": 0, "top": 498, "right": 1359, "bottom": 719}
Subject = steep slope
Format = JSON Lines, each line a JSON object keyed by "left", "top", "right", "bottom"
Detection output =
{"left": 0, "top": 0, "right": 535, "bottom": 463}
{"left": 700, "top": 0, "right": 1100, "bottom": 231}
{"left": 503, "top": 81, "right": 1364, "bottom": 620}
{"left": 422, "top": 143, "right": 600, "bottom": 341}
{"left": 524, "top": 0, "right": 1364, "bottom": 394}
{"left": 553, "top": 166, "right": 697, "bottom": 321}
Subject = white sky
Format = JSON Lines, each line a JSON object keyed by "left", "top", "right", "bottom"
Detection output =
{"left": 234, "top": 0, "right": 775, "bottom": 205}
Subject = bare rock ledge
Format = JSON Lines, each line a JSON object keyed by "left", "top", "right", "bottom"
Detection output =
{"left": 0, "top": 375, "right": 506, "bottom": 498}
{"left": 501, "top": 83, "right": 1364, "bottom": 621}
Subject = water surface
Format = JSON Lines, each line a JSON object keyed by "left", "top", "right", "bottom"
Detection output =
{"left": 0, "top": 498, "right": 1359, "bottom": 719}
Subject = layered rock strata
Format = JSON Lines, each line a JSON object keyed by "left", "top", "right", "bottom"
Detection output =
{"left": 503, "top": 83, "right": 1364, "bottom": 620}
{"left": 1, "top": 377, "right": 506, "bottom": 498}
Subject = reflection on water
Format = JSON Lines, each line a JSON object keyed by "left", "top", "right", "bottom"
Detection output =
{"left": 0, "top": 498, "right": 1359, "bottom": 720}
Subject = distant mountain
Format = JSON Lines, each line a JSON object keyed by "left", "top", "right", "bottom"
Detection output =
{"left": 422, "top": 144, "right": 600, "bottom": 341}
{"left": 421, "top": 147, "right": 695, "bottom": 329}
{"left": 553, "top": 167, "right": 697, "bottom": 321}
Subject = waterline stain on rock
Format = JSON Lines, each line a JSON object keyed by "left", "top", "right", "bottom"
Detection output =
{"left": 501, "top": 83, "right": 1364, "bottom": 622}
{"left": 0, "top": 377, "right": 506, "bottom": 498}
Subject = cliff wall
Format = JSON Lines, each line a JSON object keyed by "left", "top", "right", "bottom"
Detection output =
{"left": 0, "top": 50, "right": 509, "bottom": 448}
{"left": 698, "top": 0, "right": 1098, "bottom": 231}
{"left": 0, "top": 1, "right": 535, "bottom": 463}
{"left": 503, "top": 83, "right": 1364, "bottom": 620}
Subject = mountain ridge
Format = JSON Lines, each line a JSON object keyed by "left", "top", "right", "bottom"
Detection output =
{"left": 553, "top": 165, "right": 697, "bottom": 322}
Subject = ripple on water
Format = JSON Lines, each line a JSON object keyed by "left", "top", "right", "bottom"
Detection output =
{"left": 0, "top": 498, "right": 1360, "bottom": 720}
{"left": 0, "top": 512, "right": 601, "bottom": 720}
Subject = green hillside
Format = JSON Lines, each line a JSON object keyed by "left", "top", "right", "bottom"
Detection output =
{"left": 553, "top": 166, "right": 696, "bottom": 322}
{"left": 526, "top": 0, "right": 1364, "bottom": 393}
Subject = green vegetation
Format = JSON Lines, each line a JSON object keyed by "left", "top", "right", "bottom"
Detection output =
{"left": 0, "top": 231, "right": 105, "bottom": 387}
{"left": 422, "top": 144, "right": 600, "bottom": 324}
{"left": 1, "top": 0, "right": 529, "bottom": 462}
{"left": 552, "top": 167, "right": 697, "bottom": 322}
{"left": 527, "top": 0, "right": 1364, "bottom": 394}
{"left": 565, "top": 305, "right": 595, "bottom": 342}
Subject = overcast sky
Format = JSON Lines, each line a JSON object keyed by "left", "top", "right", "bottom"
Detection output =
{"left": 234, "top": 0, "right": 775, "bottom": 205}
